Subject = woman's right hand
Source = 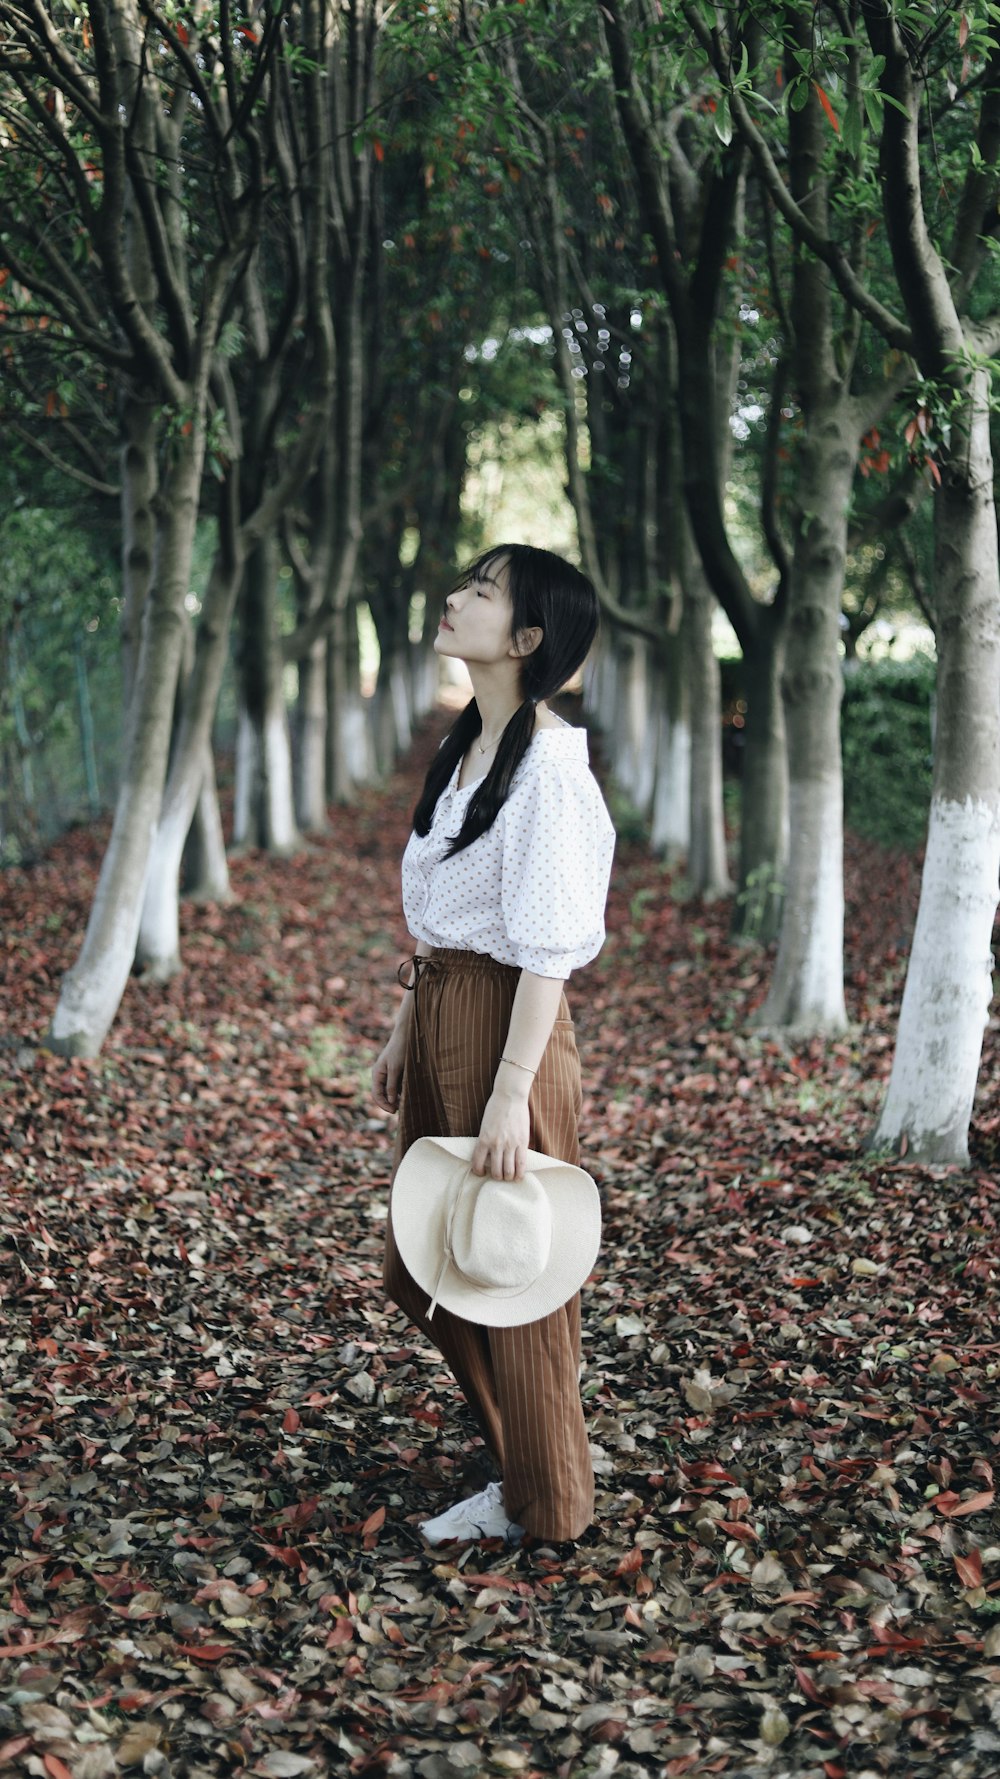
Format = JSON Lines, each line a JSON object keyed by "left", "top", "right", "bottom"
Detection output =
{"left": 372, "top": 1025, "right": 408, "bottom": 1113}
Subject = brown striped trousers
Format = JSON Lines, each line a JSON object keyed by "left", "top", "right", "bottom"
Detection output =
{"left": 382, "top": 948, "right": 594, "bottom": 1542}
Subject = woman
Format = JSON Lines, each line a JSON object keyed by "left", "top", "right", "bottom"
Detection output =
{"left": 372, "top": 544, "right": 615, "bottom": 1547}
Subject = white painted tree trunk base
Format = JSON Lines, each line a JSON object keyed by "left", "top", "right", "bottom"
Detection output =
{"left": 755, "top": 772, "right": 847, "bottom": 1037}
{"left": 232, "top": 703, "right": 299, "bottom": 853}
{"left": 872, "top": 795, "right": 1000, "bottom": 1164}
{"left": 264, "top": 707, "right": 298, "bottom": 852}
{"left": 650, "top": 715, "right": 691, "bottom": 859}
{"left": 137, "top": 811, "right": 187, "bottom": 982}
{"left": 49, "top": 829, "right": 157, "bottom": 1056}
{"left": 184, "top": 749, "right": 231, "bottom": 903}
{"left": 233, "top": 707, "right": 257, "bottom": 848}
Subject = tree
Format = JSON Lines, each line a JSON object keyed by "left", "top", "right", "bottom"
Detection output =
{"left": 690, "top": 0, "right": 1000, "bottom": 1157}
{"left": 0, "top": 2, "right": 313, "bottom": 1048}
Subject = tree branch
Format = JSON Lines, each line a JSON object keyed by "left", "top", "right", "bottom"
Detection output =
{"left": 858, "top": 0, "right": 964, "bottom": 376}
{"left": 7, "top": 417, "right": 119, "bottom": 497}
{"left": 680, "top": 1, "right": 913, "bottom": 354}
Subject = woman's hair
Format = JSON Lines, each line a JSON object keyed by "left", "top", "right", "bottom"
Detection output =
{"left": 412, "top": 544, "right": 599, "bottom": 858}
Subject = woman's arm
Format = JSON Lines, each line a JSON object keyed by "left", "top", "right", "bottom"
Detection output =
{"left": 472, "top": 969, "right": 566, "bottom": 1180}
{"left": 371, "top": 939, "right": 434, "bottom": 1113}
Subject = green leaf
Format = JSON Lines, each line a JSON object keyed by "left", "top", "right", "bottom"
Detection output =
{"left": 788, "top": 76, "right": 811, "bottom": 113}
{"left": 843, "top": 95, "right": 863, "bottom": 160}
{"left": 863, "top": 87, "right": 883, "bottom": 133}
{"left": 714, "top": 91, "right": 733, "bottom": 146}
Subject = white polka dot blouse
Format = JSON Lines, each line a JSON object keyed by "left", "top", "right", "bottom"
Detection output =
{"left": 401, "top": 718, "right": 616, "bottom": 979}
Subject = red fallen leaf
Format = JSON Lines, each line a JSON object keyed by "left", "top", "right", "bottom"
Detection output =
{"left": 823, "top": 1764, "right": 847, "bottom": 1779}
{"left": 282, "top": 1406, "right": 300, "bottom": 1434}
{"left": 717, "top": 1520, "right": 758, "bottom": 1543}
{"left": 635, "top": 1573, "right": 654, "bottom": 1598}
{"left": 624, "top": 1604, "right": 645, "bottom": 1628}
{"left": 0, "top": 1636, "right": 67, "bottom": 1657}
{"left": 954, "top": 1549, "right": 983, "bottom": 1589}
{"left": 682, "top": 1461, "right": 737, "bottom": 1483}
{"left": 174, "top": 1643, "right": 235, "bottom": 1662}
{"left": 793, "top": 1664, "right": 829, "bottom": 1703}
{"left": 935, "top": 1489, "right": 994, "bottom": 1518}
{"left": 615, "top": 1546, "right": 643, "bottom": 1576}
{"left": 43, "top": 1757, "right": 72, "bottom": 1779}
{"left": 0, "top": 1738, "right": 32, "bottom": 1767}
{"left": 362, "top": 1505, "right": 386, "bottom": 1537}
{"left": 258, "top": 1542, "right": 306, "bottom": 1568}
{"left": 701, "top": 1572, "right": 745, "bottom": 1592}
{"left": 9, "top": 1583, "right": 30, "bottom": 1617}
{"left": 874, "top": 1617, "right": 926, "bottom": 1643}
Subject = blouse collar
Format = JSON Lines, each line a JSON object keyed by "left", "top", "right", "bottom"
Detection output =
{"left": 445, "top": 717, "right": 588, "bottom": 798}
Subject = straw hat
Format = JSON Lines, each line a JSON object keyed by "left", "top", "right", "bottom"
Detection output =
{"left": 390, "top": 1135, "right": 601, "bottom": 1327}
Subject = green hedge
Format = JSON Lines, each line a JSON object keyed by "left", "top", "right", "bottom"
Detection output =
{"left": 719, "top": 652, "right": 935, "bottom": 854}
{"left": 841, "top": 655, "right": 935, "bottom": 853}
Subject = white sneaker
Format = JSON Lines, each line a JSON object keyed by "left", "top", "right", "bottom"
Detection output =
{"left": 419, "top": 1480, "right": 525, "bottom": 1548}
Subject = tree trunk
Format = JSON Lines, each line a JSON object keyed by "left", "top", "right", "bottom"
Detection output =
{"left": 649, "top": 642, "right": 690, "bottom": 859}
{"left": 296, "top": 634, "right": 329, "bottom": 832}
{"left": 734, "top": 622, "right": 787, "bottom": 942}
{"left": 609, "top": 638, "right": 654, "bottom": 813}
{"left": 48, "top": 437, "right": 204, "bottom": 1054}
{"left": 756, "top": 415, "right": 852, "bottom": 1033}
{"left": 232, "top": 533, "right": 299, "bottom": 853}
{"left": 685, "top": 566, "right": 731, "bottom": 897}
{"left": 182, "top": 742, "right": 230, "bottom": 903}
{"left": 119, "top": 384, "right": 158, "bottom": 718}
{"left": 136, "top": 522, "right": 243, "bottom": 978}
{"left": 872, "top": 372, "right": 1000, "bottom": 1162}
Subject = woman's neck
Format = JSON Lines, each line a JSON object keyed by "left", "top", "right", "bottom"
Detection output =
{"left": 467, "top": 667, "right": 529, "bottom": 744}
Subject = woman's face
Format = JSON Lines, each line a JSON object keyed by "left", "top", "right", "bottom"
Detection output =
{"left": 435, "top": 557, "right": 518, "bottom": 667}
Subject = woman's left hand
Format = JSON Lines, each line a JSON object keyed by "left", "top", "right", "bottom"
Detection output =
{"left": 472, "top": 1086, "right": 530, "bottom": 1180}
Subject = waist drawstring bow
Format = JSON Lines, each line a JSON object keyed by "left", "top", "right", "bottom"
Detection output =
{"left": 397, "top": 954, "right": 440, "bottom": 1064}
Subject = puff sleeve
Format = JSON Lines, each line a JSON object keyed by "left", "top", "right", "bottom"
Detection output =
{"left": 499, "top": 761, "right": 616, "bottom": 977}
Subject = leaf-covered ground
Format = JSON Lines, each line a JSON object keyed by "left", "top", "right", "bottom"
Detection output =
{"left": 1, "top": 714, "right": 999, "bottom": 1779}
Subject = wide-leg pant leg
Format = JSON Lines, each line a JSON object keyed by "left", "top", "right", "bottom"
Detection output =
{"left": 382, "top": 952, "right": 594, "bottom": 1542}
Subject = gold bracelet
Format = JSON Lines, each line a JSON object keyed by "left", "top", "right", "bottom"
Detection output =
{"left": 500, "top": 1055, "right": 536, "bottom": 1075}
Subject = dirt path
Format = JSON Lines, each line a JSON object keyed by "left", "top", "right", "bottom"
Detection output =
{"left": 1, "top": 721, "right": 998, "bottom": 1778}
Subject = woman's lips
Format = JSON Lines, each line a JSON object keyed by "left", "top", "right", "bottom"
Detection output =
{"left": 438, "top": 618, "right": 453, "bottom": 630}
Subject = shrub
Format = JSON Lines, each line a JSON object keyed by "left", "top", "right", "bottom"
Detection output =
{"left": 841, "top": 655, "right": 935, "bottom": 853}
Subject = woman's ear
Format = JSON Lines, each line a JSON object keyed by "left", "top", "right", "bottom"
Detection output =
{"left": 510, "top": 625, "right": 543, "bottom": 660}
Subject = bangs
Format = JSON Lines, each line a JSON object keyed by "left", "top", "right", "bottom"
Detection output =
{"left": 452, "top": 549, "right": 511, "bottom": 595}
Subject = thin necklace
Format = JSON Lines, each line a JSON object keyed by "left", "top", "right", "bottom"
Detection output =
{"left": 477, "top": 721, "right": 515, "bottom": 754}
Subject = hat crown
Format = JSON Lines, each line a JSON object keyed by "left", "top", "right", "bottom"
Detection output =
{"left": 390, "top": 1135, "right": 601, "bottom": 1329}
{"left": 451, "top": 1174, "right": 552, "bottom": 1294}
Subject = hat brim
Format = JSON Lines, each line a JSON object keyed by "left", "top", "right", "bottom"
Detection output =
{"left": 390, "top": 1135, "right": 601, "bottom": 1328}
